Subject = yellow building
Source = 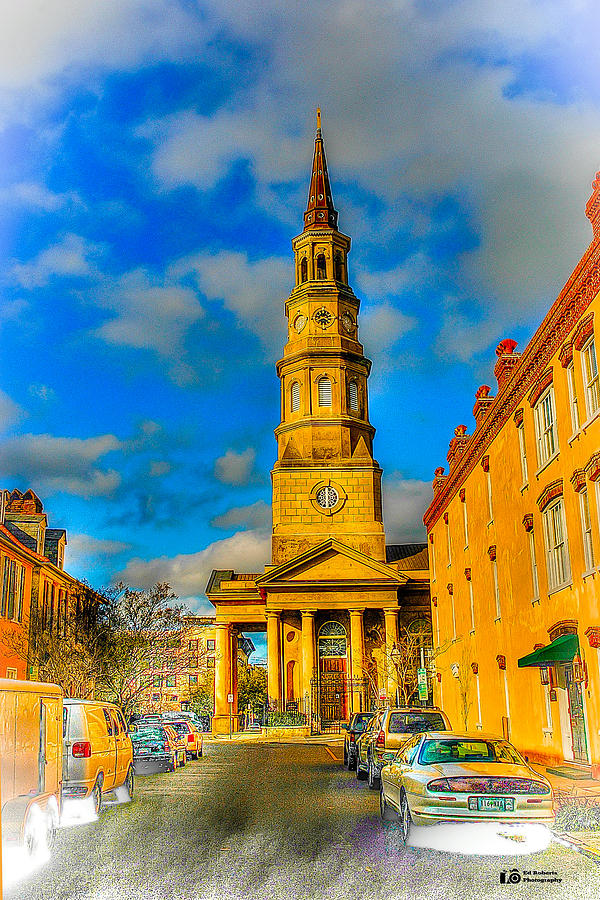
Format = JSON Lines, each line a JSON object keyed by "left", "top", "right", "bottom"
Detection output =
{"left": 207, "top": 113, "right": 431, "bottom": 735}
{"left": 424, "top": 169, "right": 600, "bottom": 777}
{"left": 136, "top": 617, "right": 255, "bottom": 715}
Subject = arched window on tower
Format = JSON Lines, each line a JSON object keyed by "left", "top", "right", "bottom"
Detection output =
{"left": 348, "top": 379, "right": 359, "bottom": 411}
{"left": 318, "top": 376, "right": 332, "bottom": 407}
{"left": 300, "top": 258, "right": 308, "bottom": 283}
{"left": 291, "top": 380, "right": 300, "bottom": 412}
{"left": 316, "top": 253, "right": 327, "bottom": 280}
{"left": 334, "top": 251, "right": 345, "bottom": 283}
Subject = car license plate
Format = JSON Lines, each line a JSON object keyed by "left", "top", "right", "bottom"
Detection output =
{"left": 468, "top": 796, "right": 514, "bottom": 812}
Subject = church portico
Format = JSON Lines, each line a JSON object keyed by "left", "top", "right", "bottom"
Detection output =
{"left": 206, "top": 113, "right": 431, "bottom": 734}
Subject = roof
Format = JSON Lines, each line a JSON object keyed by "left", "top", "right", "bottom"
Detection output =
{"left": 385, "top": 543, "right": 428, "bottom": 569}
{"left": 45, "top": 528, "right": 67, "bottom": 542}
{"left": 4, "top": 521, "right": 37, "bottom": 552}
{"left": 205, "top": 569, "right": 234, "bottom": 594}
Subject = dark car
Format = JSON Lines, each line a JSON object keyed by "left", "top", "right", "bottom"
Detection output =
{"left": 343, "top": 712, "right": 375, "bottom": 770}
{"left": 129, "top": 724, "right": 181, "bottom": 773}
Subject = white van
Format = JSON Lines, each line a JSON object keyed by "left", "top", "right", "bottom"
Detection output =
{"left": 0, "top": 678, "right": 63, "bottom": 853}
{"left": 62, "top": 699, "right": 134, "bottom": 813}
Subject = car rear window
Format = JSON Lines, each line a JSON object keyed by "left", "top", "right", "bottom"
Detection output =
{"left": 351, "top": 714, "right": 373, "bottom": 732}
{"left": 169, "top": 722, "right": 192, "bottom": 736}
{"left": 131, "top": 727, "right": 165, "bottom": 740}
{"left": 419, "top": 739, "right": 524, "bottom": 765}
{"left": 388, "top": 711, "right": 447, "bottom": 734}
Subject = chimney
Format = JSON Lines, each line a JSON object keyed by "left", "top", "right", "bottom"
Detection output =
{"left": 432, "top": 466, "right": 447, "bottom": 494}
{"left": 472, "top": 385, "right": 494, "bottom": 427}
{"left": 494, "top": 339, "right": 520, "bottom": 391}
{"left": 447, "top": 424, "right": 470, "bottom": 469}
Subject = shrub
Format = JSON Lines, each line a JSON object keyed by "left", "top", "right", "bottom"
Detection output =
{"left": 554, "top": 798, "right": 600, "bottom": 831}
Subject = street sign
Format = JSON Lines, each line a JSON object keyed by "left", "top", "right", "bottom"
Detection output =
{"left": 227, "top": 693, "right": 234, "bottom": 703}
{"left": 417, "top": 667, "right": 428, "bottom": 700}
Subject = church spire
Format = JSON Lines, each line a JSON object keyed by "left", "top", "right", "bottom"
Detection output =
{"left": 303, "top": 108, "right": 338, "bottom": 231}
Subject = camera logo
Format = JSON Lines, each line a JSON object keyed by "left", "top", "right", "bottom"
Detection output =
{"left": 500, "top": 869, "right": 522, "bottom": 884}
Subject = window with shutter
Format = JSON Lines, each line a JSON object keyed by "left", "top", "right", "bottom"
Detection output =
{"left": 318, "top": 377, "right": 332, "bottom": 406}
{"left": 291, "top": 381, "right": 300, "bottom": 411}
{"left": 348, "top": 380, "right": 358, "bottom": 411}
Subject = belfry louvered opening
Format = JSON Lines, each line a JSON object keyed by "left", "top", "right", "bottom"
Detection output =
{"left": 291, "top": 381, "right": 300, "bottom": 412}
{"left": 318, "top": 376, "right": 332, "bottom": 407}
{"left": 348, "top": 380, "right": 359, "bottom": 411}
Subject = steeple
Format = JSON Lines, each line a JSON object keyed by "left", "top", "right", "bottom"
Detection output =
{"left": 303, "top": 108, "right": 338, "bottom": 231}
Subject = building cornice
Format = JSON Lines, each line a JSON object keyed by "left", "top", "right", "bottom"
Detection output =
{"left": 424, "top": 233, "right": 600, "bottom": 530}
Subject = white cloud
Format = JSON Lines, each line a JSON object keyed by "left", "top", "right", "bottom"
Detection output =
{"left": 0, "top": 390, "right": 24, "bottom": 432}
{"left": 67, "top": 533, "right": 130, "bottom": 568}
{"left": 170, "top": 251, "right": 289, "bottom": 352}
{"left": 211, "top": 500, "right": 271, "bottom": 531}
{"left": 0, "top": 182, "right": 80, "bottom": 211}
{"left": 119, "top": 529, "right": 270, "bottom": 603}
{"left": 12, "top": 233, "right": 102, "bottom": 288}
{"left": 0, "top": 432, "right": 121, "bottom": 498}
{"left": 94, "top": 268, "right": 204, "bottom": 384}
{"left": 213, "top": 448, "right": 256, "bottom": 486}
{"left": 361, "top": 303, "right": 417, "bottom": 362}
{"left": 382, "top": 475, "right": 433, "bottom": 544}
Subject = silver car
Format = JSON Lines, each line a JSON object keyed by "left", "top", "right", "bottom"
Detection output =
{"left": 380, "top": 731, "right": 554, "bottom": 842}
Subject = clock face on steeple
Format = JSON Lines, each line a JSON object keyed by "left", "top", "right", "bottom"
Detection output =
{"left": 316, "top": 486, "right": 339, "bottom": 509}
{"left": 313, "top": 307, "right": 334, "bottom": 329}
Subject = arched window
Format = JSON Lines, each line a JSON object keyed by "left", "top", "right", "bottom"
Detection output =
{"left": 300, "top": 258, "right": 308, "bottom": 283}
{"left": 318, "top": 376, "right": 332, "bottom": 407}
{"left": 291, "top": 380, "right": 300, "bottom": 412}
{"left": 334, "top": 251, "right": 345, "bottom": 283}
{"left": 316, "top": 253, "right": 327, "bottom": 280}
{"left": 348, "top": 380, "right": 359, "bottom": 411}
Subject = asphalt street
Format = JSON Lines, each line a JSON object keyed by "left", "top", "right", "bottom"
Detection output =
{"left": 6, "top": 741, "right": 600, "bottom": 900}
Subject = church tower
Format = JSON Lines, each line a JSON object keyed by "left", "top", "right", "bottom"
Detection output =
{"left": 271, "top": 111, "right": 385, "bottom": 564}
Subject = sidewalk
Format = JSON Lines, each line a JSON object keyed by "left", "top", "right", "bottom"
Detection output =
{"left": 530, "top": 763, "right": 600, "bottom": 862}
{"left": 205, "top": 729, "right": 344, "bottom": 745}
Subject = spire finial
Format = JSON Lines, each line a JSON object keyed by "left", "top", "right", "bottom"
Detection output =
{"left": 303, "top": 109, "right": 338, "bottom": 231}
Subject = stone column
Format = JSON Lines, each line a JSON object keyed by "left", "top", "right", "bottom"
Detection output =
{"left": 384, "top": 608, "right": 400, "bottom": 704}
{"left": 213, "top": 623, "right": 231, "bottom": 734}
{"left": 267, "top": 610, "right": 282, "bottom": 705}
{"left": 349, "top": 609, "right": 365, "bottom": 713}
{"left": 231, "top": 630, "right": 239, "bottom": 731}
{"left": 301, "top": 610, "right": 316, "bottom": 712}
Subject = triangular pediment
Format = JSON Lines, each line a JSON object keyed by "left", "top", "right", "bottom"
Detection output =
{"left": 256, "top": 539, "right": 407, "bottom": 587}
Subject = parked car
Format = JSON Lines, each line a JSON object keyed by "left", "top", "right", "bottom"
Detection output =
{"left": 163, "top": 724, "right": 187, "bottom": 767}
{"left": 343, "top": 712, "right": 375, "bottom": 770}
{"left": 129, "top": 723, "right": 182, "bottom": 772}
{"left": 356, "top": 707, "right": 451, "bottom": 788}
{"left": 379, "top": 731, "right": 554, "bottom": 842}
{"left": 165, "top": 719, "right": 203, "bottom": 759}
{"left": 62, "top": 699, "right": 134, "bottom": 814}
{"left": 0, "top": 678, "right": 62, "bottom": 855}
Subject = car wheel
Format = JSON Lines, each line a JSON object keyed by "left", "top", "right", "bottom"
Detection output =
{"left": 124, "top": 765, "right": 134, "bottom": 800}
{"left": 346, "top": 751, "right": 354, "bottom": 771}
{"left": 23, "top": 805, "right": 48, "bottom": 858}
{"left": 198, "top": 745, "right": 203, "bottom": 757}
{"left": 91, "top": 778, "right": 103, "bottom": 816}
{"left": 399, "top": 791, "right": 412, "bottom": 843}
{"left": 179, "top": 751, "right": 185, "bottom": 767}
{"left": 367, "top": 757, "right": 379, "bottom": 790}
{"left": 380, "top": 784, "right": 397, "bottom": 822}
{"left": 170, "top": 754, "right": 177, "bottom": 772}
{"left": 356, "top": 758, "right": 367, "bottom": 781}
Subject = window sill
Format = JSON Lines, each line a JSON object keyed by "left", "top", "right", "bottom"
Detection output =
{"left": 542, "top": 729, "right": 553, "bottom": 738}
{"left": 547, "top": 580, "right": 573, "bottom": 597}
{"left": 470, "top": 629, "right": 475, "bottom": 636}
{"left": 535, "top": 451, "right": 559, "bottom": 479}
{"left": 494, "top": 616, "right": 501, "bottom": 624}
{"left": 581, "top": 408, "right": 600, "bottom": 432}
{"left": 531, "top": 597, "right": 540, "bottom": 606}
{"left": 582, "top": 569, "right": 596, "bottom": 581}
{"left": 487, "top": 519, "right": 494, "bottom": 528}
{"left": 464, "top": 544, "right": 469, "bottom": 551}
{"left": 476, "top": 723, "right": 483, "bottom": 731}
{"left": 568, "top": 430, "right": 581, "bottom": 446}
{"left": 520, "top": 482, "right": 529, "bottom": 493}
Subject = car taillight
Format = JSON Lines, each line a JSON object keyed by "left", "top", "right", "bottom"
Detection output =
{"left": 72, "top": 741, "right": 91, "bottom": 758}
{"left": 163, "top": 742, "right": 170, "bottom": 751}
{"left": 427, "top": 778, "right": 452, "bottom": 792}
{"left": 375, "top": 730, "right": 385, "bottom": 748}
{"left": 187, "top": 734, "right": 194, "bottom": 742}
{"left": 350, "top": 734, "right": 356, "bottom": 743}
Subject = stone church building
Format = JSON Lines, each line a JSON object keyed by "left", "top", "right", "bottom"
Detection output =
{"left": 206, "top": 113, "right": 430, "bottom": 734}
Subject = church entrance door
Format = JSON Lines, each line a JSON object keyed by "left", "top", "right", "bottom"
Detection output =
{"left": 317, "top": 621, "right": 348, "bottom": 724}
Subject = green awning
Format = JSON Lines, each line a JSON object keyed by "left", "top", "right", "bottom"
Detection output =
{"left": 517, "top": 634, "right": 579, "bottom": 668}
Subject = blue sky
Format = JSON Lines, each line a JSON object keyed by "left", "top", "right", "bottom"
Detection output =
{"left": 1, "top": 1, "right": 599, "bottom": 649}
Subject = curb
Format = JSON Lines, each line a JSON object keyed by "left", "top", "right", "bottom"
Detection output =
{"left": 553, "top": 831, "right": 600, "bottom": 864}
